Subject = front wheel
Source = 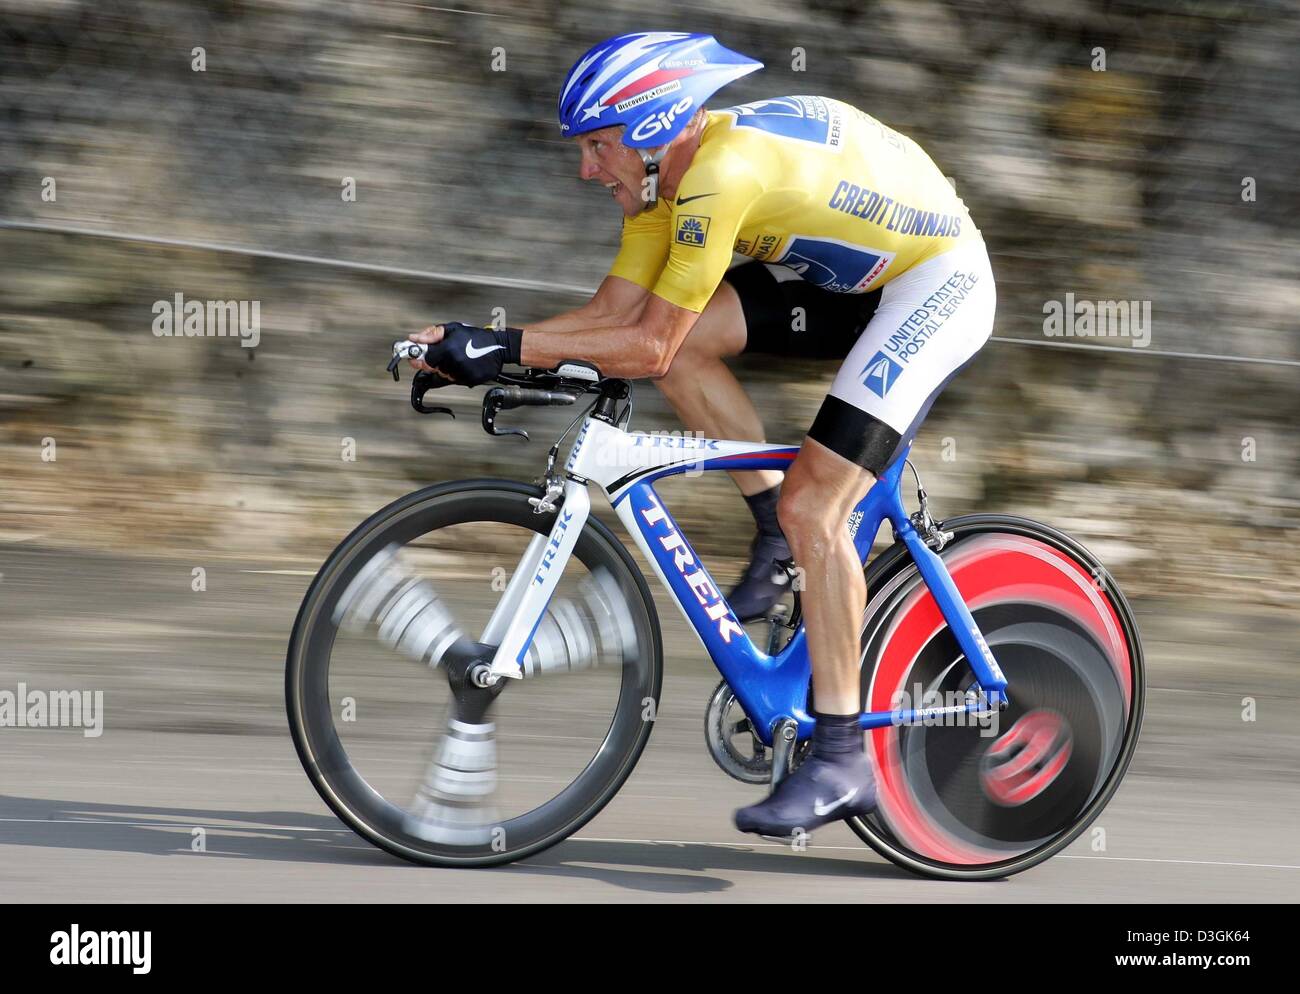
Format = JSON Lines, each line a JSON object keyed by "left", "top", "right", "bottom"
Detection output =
{"left": 286, "top": 479, "right": 663, "bottom": 867}
{"left": 849, "top": 515, "right": 1145, "bottom": 880}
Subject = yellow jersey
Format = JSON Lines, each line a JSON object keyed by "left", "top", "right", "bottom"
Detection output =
{"left": 609, "top": 95, "right": 979, "bottom": 313}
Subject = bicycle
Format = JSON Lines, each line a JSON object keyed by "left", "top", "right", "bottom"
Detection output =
{"left": 285, "top": 344, "right": 1144, "bottom": 880}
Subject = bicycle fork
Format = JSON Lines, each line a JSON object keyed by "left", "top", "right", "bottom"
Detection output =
{"left": 484, "top": 480, "right": 594, "bottom": 683}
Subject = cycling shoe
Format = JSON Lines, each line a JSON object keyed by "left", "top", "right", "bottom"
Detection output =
{"left": 734, "top": 752, "right": 877, "bottom": 838}
{"left": 727, "top": 530, "right": 793, "bottom": 622}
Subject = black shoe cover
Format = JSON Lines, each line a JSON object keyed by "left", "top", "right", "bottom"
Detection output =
{"left": 734, "top": 753, "right": 877, "bottom": 837}
{"left": 727, "top": 531, "right": 793, "bottom": 622}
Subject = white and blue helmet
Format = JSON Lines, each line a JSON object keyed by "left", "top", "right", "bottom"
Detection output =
{"left": 558, "top": 32, "right": 763, "bottom": 148}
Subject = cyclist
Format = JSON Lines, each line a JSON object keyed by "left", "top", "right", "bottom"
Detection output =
{"left": 407, "top": 31, "right": 996, "bottom": 838}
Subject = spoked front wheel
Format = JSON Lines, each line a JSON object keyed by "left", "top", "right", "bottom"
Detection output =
{"left": 851, "top": 515, "right": 1144, "bottom": 880}
{"left": 286, "top": 480, "right": 662, "bottom": 866}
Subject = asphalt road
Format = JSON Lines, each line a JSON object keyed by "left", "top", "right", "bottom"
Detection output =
{"left": 1, "top": 545, "right": 1296, "bottom": 902}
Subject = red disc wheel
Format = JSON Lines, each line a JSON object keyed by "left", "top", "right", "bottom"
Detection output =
{"left": 849, "top": 516, "right": 1144, "bottom": 880}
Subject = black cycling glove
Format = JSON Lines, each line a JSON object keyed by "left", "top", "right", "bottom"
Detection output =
{"left": 420, "top": 322, "right": 523, "bottom": 386}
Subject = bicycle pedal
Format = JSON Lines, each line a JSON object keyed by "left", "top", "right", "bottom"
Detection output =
{"left": 755, "top": 832, "right": 802, "bottom": 844}
{"left": 764, "top": 603, "right": 791, "bottom": 625}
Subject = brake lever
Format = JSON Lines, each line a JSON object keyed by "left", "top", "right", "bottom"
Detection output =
{"left": 387, "top": 342, "right": 454, "bottom": 417}
{"left": 388, "top": 341, "right": 428, "bottom": 381}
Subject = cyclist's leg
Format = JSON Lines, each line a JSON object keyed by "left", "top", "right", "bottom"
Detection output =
{"left": 790, "top": 242, "right": 993, "bottom": 706}
{"left": 652, "top": 261, "right": 879, "bottom": 492}
{"left": 653, "top": 276, "right": 794, "bottom": 621}
{"left": 657, "top": 262, "right": 885, "bottom": 621}
{"left": 736, "top": 242, "right": 996, "bottom": 835}
{"left": 650, "top": 278, "right": 776, "bottom": 495}
{"left": 779, "top": 439, "right": 877, "bottom": 711}
{"left": 793, "top": 240, "right": 996, "bottom": 710}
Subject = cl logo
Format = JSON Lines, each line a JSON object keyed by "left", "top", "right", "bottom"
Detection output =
{"left": 979, "top": 709, "right": 1072, "bottom": 806}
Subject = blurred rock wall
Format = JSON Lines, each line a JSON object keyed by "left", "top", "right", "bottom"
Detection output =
{"left": 1, "top": 0, "right": 1296, "bottom": 605}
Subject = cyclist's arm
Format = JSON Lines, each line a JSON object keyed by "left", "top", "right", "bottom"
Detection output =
{"left": 523, "top": 276, "right": 649, "bottom": 335}
{"left": 520, "top": 292, "right": 697, "bottom": 379}
{"left": 521, "top": 148, "right": 758, "bottom": 377}
{"left": 521, "top": 207, "right": 669, "bottom": 338}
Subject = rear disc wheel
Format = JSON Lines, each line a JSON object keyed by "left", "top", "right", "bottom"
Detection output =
{"left": 849, "top": 516, "right": 1144, "bottom": 880}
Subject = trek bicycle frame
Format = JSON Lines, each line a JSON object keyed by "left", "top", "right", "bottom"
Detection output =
{"left": 480, "top": 414, "right": 1008, "bottom": 746}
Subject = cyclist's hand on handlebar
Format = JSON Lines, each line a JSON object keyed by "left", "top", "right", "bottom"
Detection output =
{"left": 404, "top": 324, "right": 459, "bottom": 374}
{"left": 406, "top": 322, "right": 523, "bottom": 387}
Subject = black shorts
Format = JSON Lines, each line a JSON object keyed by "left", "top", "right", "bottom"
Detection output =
{"left": 720, "top": 249, "right": 995, "bottom": 475}
{"left": 724, "top": 260, "right": 882, "bottom": 359}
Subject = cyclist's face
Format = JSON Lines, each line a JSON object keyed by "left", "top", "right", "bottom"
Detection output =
{"left": 575, "top": 127, "right": 645, "bottom": 217}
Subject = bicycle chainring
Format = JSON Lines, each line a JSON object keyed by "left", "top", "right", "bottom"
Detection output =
{"left": 704, "top": 680, "right": 810, "bottom": 785}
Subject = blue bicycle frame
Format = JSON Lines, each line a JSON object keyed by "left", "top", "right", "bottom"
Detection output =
{"left": 477, "top": 411, "right": 1011, "bottom": 746}
{"left": 610, "top": 443, "right": 1008, "bottom": 746}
